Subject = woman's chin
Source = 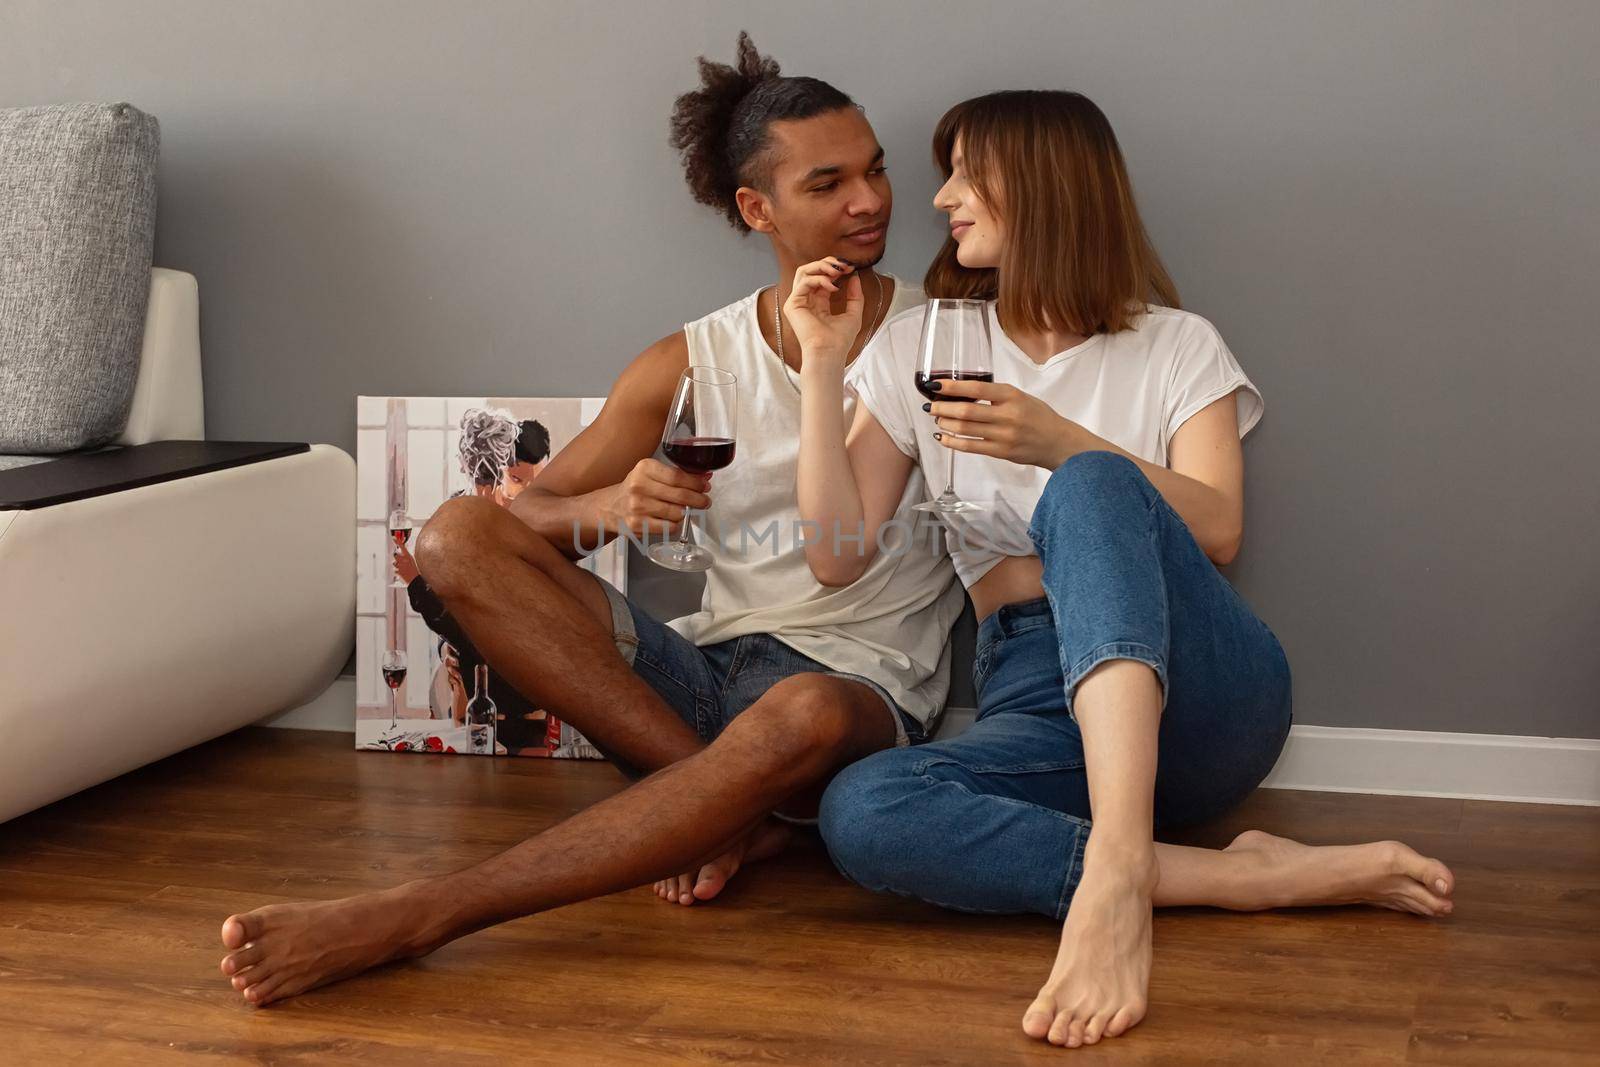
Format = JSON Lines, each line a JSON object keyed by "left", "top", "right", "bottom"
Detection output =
{"left": 955, "top": 248, "right": 996, "bottom": 271}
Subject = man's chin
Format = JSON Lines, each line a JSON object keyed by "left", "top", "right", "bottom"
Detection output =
{"left": 835, "top": 246, "right": 887, "bottom": 271}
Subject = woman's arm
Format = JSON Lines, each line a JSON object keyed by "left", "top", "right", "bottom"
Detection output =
{"left": 797, "top": 382, "right": 916, "bottom": 586}
{"left": 788, "top": 258, "right": 915, "bottom": 586}
{"left": 928, "top": 380, "right": 1245, "bottom": 565}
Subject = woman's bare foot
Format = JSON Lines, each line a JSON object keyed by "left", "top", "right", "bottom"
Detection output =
{"left": 653, "top": 818, "right": 791, "bottom": 906}
{"left": 218, "top": 882, "right": 444, "bottom": 1007}
{"left": 1216, "top": 829, "right": 1455, "bottom": 915}
{"left": 1023, "top": 843, "right": 1158, "bottom": 1048}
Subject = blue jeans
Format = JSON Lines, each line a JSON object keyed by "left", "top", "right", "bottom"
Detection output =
{"left": 818, "top": 451, "right": 1293, "bottom": 920}
{"left": 589, "top": 577, "right": 925, "bottom": 782}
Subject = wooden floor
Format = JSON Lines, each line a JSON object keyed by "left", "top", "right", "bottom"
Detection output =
{"left": 1, "top": 728, "right": 1596, "bottom": 1065}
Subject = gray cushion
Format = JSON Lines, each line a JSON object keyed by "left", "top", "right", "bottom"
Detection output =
{"left": 0, "top": 102, "right": 159, "bottom": 454}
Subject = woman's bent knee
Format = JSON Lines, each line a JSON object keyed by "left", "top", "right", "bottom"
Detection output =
{"left": 818, "top": 748, "right": 923, "bottom": 883}
{"left": 1029, "top": 450, "right": 1155, "bottom": 547}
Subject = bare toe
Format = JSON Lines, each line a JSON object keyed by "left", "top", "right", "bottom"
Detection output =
{"left": 1396, "top": 878, "right": 1453, "bottom": 916}
{"left": 1106, "top": 1004, "right": 1141, "bottom": 1038}
{"left": 242, "top": 972, "right": 284, "bottom": 1006}
{"left": 1419, "top": 856, "right": 1455, "bottom": 898}
{"left": 1047, "top": 1009, "right": 1076, "bottom": 1046}
{"left": 1022, "top": 994, "right": 1056, "bottom": 1039}
{"left": 1083, "top": 1012, "right": 1110, "bottom": 1045}
{"left": 693, "top": 854, "right": 740, "bottom": 902}
{"left": 220, "top": 943, "right": 265, "bottom": 976}
{"left": 220, "top": 913, "right": 260, "bottom": 950}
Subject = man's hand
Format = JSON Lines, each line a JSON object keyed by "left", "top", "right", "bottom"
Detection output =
{"left": 784, "top": 257, "right": 863, "bottom": 364}
{"left": 926, "top": 378, "right": 1094, "bottom": 470}
{"left": 596, "top": 459, "right": 712, "bottom": 539}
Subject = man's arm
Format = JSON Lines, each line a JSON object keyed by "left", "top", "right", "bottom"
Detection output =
{"left": 509, "top": 332, "right": 710, "bottom": 558}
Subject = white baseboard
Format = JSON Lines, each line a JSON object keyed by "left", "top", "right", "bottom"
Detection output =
{"left": 264, "top": 682, "right": 1600, "bottom": 807}
{"left": 1258, "top": 724, "right": 1600, "bottom": 807}
{"left": 934, "top": 708, "right": 1600, "bottom": 807}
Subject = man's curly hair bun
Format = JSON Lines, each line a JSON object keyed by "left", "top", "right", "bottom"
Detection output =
{"left": 669, "top": 31, "right": 854, "bottom": 233}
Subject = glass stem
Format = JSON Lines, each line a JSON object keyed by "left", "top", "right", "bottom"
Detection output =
{"left": 943, "top": 441, "right": 957, "bottom": 499}
{"left": 676, "top": 508, "right": 694, "bottom": 552}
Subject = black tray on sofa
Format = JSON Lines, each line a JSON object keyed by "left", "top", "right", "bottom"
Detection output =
{"left": 0, "top": 441, "right": 310, "bottom": 510}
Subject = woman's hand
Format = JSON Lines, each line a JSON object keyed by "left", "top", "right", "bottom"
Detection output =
{"left": 443, "top": 645, "right": 467, "bottom": 726}
{"left": 925, "top": 378, "right": 1095, "bottom": 470}
{"left": 783, "top": 257, "right": 863, "bottom": 363}
{"left": 393, "top": 542, "right": 421, "bottom": 584}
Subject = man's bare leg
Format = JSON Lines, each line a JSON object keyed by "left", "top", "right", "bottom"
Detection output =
{"left": 653, "top": 762, "right": 838, "bottom": 905}
{"left": 409, "top": 495, "right": 707, "bottom": 772}
{"left": 416, "top": 495, "right": 817, "bottom": 895}
{"left": 219, "top": 674, "right": 897, "bottom": 1006}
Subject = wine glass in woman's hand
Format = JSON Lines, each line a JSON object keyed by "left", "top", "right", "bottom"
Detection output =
{"left": 914, "top": 298, "right": 993, "bottom": 513}
{"left": 393, "top": 542, "right": 420, "bottom": 584}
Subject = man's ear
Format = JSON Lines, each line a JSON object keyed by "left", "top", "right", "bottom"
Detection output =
{"left": 735, "top": 186, "right": 776, "bottom": 234}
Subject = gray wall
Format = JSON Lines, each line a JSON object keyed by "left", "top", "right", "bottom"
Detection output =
{"left": 5, "top": 1, "right": 1596, "bottom": 739}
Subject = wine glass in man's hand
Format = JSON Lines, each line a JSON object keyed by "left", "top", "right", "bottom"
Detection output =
{"left": 647, "top": 366, "right": 738, "bottom": 572}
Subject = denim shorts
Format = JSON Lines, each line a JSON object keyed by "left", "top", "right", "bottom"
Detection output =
{"left": 590, "top": 575, "right": 924, "bottom": 760}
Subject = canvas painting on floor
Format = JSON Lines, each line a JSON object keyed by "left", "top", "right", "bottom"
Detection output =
{"left": 354, "top": 396, "right": 621, "bottom": 758}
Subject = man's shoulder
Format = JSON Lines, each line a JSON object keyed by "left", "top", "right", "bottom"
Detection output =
{"left": 686, "top": 288, "right": 763, "bottom": 333}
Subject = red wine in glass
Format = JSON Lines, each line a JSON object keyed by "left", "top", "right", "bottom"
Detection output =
{"left": 662, "top": 436, "right": 736, "bottom": 474}
{"left": 388, "top": 509, "right": 413, "bottom": 547}
{"left": 382, "top": 649, "right": 408, "bottom": 728}
{"left": 914, "top": 370, "right": 994, "bottom": 404}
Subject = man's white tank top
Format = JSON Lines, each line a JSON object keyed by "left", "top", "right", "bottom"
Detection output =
{"left": 667, "top": 276, "right": 964, "bottom": 730}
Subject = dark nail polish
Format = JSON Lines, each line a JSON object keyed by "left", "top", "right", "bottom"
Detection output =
{"left": 928, "top": 380, "right": 942, "bottom": 391}
{"left": 921, "top": 402, "right": 931, "bottom": 412}
{"left": 933, "top": 432, "right": 942, "bottom": 440}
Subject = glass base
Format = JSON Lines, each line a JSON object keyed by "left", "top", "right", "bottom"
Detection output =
{"left": 913, "top": 495, "right": 985, "bottom": 514}
{"left": 647, "top": 540, "right": 714, "bottom": 572}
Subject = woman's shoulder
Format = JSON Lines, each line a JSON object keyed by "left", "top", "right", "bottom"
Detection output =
{"left": 1113, "top": 305, "right": 1230, "bottom": 362}
{"left": 1132, "top": 304, "right": 1227, "bottom": 342}
{"left": 882, "top": 273, "right": 926, "bottom": 316}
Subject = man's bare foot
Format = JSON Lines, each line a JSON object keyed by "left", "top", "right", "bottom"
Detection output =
{"left": 218, "top": 882, "right": 442, "bottom": 1007}
{"left": 1218, "top": 829, "right": 1456, "bottom": 915}
{"left": 653, "top": 818, "right": 791, "bottom": 906}
{"left": 1023, "top": 843, "right": 1158, "bottom": 1048}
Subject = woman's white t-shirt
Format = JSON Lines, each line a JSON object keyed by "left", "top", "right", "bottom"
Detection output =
{"left": 845, "top": 302, "right": 1264, "bottom": 588}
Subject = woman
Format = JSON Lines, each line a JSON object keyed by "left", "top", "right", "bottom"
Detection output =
{"left": 787, "top": 90, "right": 1456, "bottom": 1049}
{"left": 394, "top": 410, "right": 554, "bottom": 751}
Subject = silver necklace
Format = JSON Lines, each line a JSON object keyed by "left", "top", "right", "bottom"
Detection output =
{"left": 770, "top": 270, "right": 885, "bottom": 392}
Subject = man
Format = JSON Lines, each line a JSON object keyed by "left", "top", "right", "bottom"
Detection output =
{"left": 496, "top": 418, "right": 550, "bottom": 504}
{"left": 218, "top": 32, "right": 961, "bottom": 1006}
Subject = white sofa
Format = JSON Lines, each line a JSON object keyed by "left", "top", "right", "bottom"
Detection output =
{"left": 0, "top": 269, "right": 355, "bottom": 823}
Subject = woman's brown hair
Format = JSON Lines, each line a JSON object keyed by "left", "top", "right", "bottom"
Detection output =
{"left": 924, "top": 90, "right": 1179, "bottom": 335}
